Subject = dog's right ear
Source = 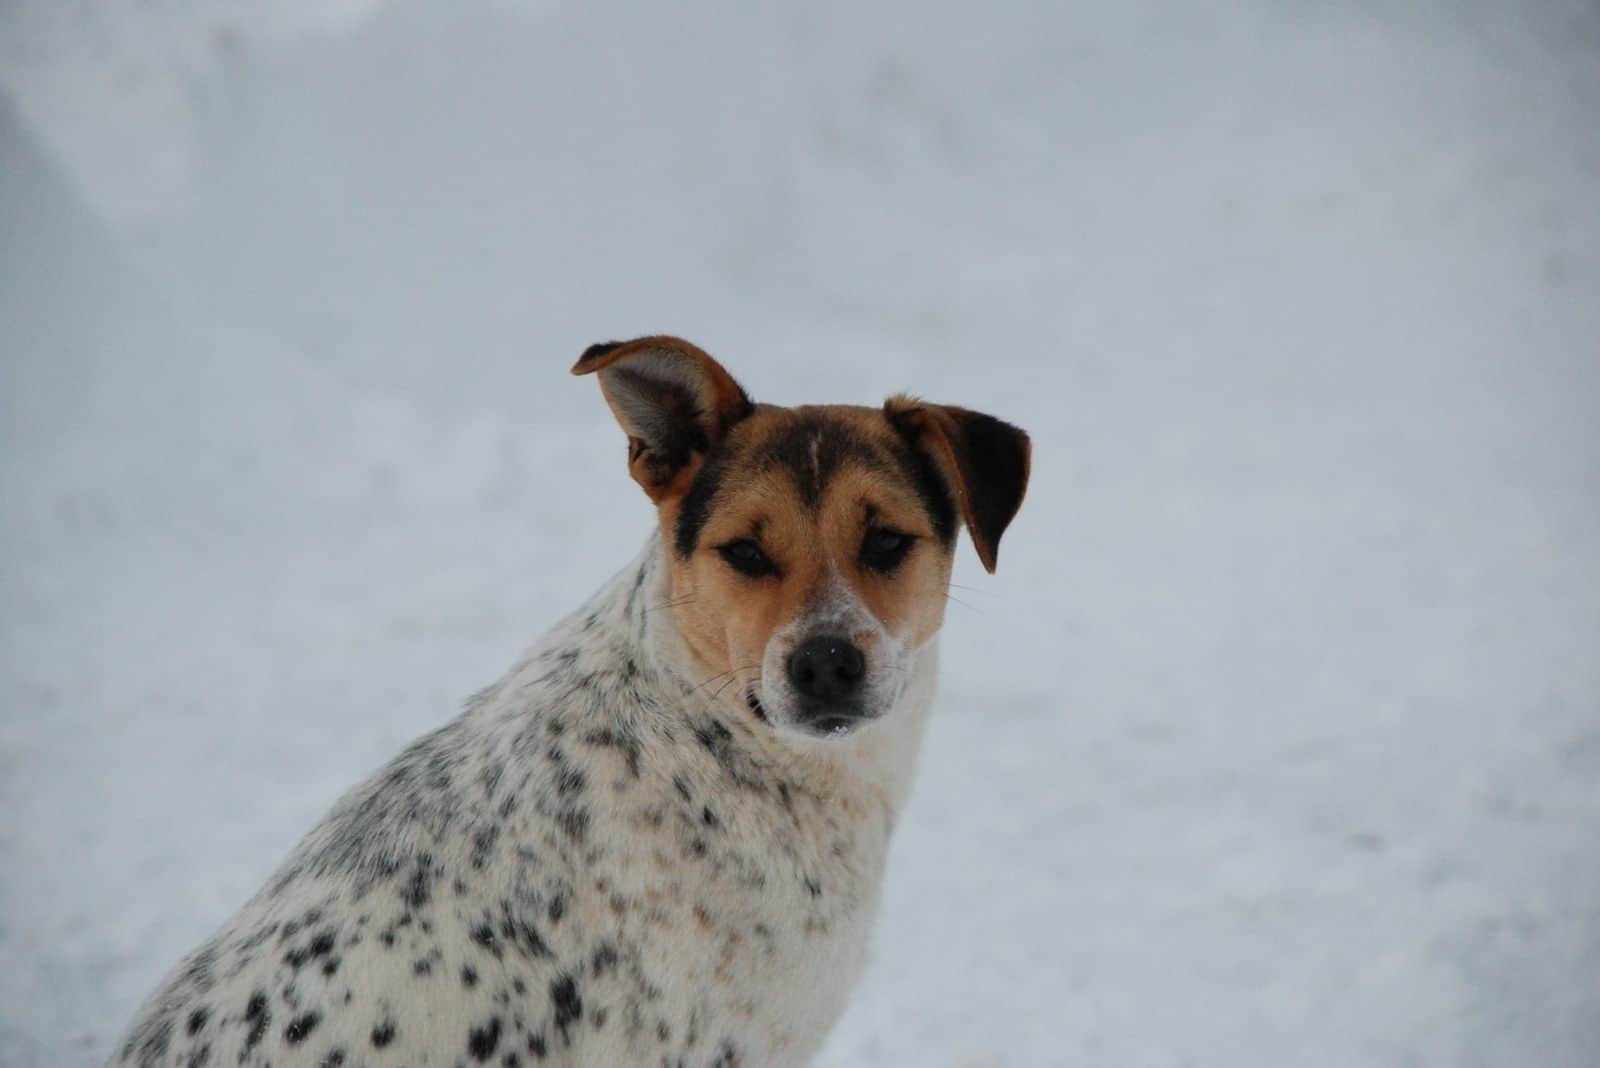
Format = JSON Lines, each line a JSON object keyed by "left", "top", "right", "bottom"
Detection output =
{"left": 573, "top": 336, "right": 754, "bottom": 500}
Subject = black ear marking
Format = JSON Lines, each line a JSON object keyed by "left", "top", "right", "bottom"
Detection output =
{"left": 572, "top": 336, "right": 754, "bottom": 498}
{"left": 577, "top": 340, "right": 626, "bottom": 366}
{"left": 885, "top": 396, "right": 1031, "bottom": 572}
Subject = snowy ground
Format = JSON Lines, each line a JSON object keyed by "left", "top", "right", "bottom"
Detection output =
{"left": 3, "top": 2, "right": 1599, "bottom": 1065}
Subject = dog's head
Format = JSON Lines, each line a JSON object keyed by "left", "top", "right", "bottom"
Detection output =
{"left": 574, "top": 337, "right": 1030, "bottom": 740}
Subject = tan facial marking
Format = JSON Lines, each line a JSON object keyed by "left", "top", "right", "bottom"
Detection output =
{"left": 574, "top": 337, "right": 1030, "bottom": 737}
{"left": 656, "top": 406, "right": 956, "bottom": 730}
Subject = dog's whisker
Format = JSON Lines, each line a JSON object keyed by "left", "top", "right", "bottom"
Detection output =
{"left": 710, "top": 668, "right": 762, "bottom": 703}
{"left": 945, "top": 582, "right": 1000, "bottom": 597}
{"left": 689, "top": 669, "right": 739, "bottom": 695}
{"left": 944, "top": 592, "right": 981, "bottom": 613}
{"left": 690, "top": 664, "right": 761, "bottom": 697}
{"left": 644, "top": 596, "right": 697, "bottom": 615}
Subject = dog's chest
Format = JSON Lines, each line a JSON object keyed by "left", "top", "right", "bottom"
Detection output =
{"left": 498, "top": 689, "right": 897, "bottom": 1064}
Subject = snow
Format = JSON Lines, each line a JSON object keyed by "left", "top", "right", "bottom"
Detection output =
{"left": 3, "top": 1, "right": 1598, "bottom": 1065}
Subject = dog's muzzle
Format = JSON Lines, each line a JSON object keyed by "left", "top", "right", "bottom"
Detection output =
{"left": 785, "top": 635, "right": 872, "bottom": 735}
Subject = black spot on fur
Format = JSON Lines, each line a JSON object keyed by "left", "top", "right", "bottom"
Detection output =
{"left": 528, "top": 1032, "right": 548, "bottom": 1060}
{"left": 284, "top": 1010, "right": 321, "bottom": 1044}
{"left": 591, "top": 942, "right": 619, "bottom": 977}
{"left": 496, "top": 907, "right": 553, "bottom": 960}
{"left": 702, "top": 806, "right": 720, "bottom": 828}
{"left": 557, "top": 805, "right": 591, "bottom": 843}
{"left": 694, "top": 719, "right": 732, "bottom": 752}
{"left": 804, "top": 876, "right": 823, "bottom": 898}
{"left": 285, "top": 929, "right": 337, "bottom": 970}
{"left": 472, "top": 824, "right": 501, "bottom": 870}
{"left": 550, "top": 975, "right": 583, "bottom": 1043}
{"left": 371, "top": 1019, "right": 396, "bottom": 1048}
{"left": 186, "top": 1007, "right": 209, "bottom": 1036}
{"left": 712, "top": 1040, "right": 740, "bottom": 1068}
{"left": 242, "top": 991, "right": 270, "bottom": 1054}
{"left": 404, "top": 854, "right": 434, "bottom": 908}
{"left": 462, "top": 964, "right": 479, "bottom": 988}
{"left": 472, "top": 923, "right": 503, "bottom": 960}
{"left": 468, "top": 1017, "right": 503, "bottom": 1062}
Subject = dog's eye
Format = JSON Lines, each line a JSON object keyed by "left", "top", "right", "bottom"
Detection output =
{"left": 717, "top": 538, "right": 779, "bottom": 578}
{"left": 860, "top": 527, "right": 915, "bottom": 573}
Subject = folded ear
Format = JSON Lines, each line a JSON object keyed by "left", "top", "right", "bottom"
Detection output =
{"left": 573, "top": 336, "right": 754, "bottom": 499}
{"left": 885, "top": 396, "right": 1031, "bottom": 573}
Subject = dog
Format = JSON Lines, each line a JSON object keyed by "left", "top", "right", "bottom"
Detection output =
{"left": 112, "top": 337, "right": 1030, "bottom": 1067}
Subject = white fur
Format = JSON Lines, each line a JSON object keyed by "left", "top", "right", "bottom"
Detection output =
{"left": 112, "top": 534, "right": 939, "bottom": 1068}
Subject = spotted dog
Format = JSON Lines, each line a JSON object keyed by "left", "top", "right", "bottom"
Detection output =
{"left": 113, "top": 337, "right": 1030, "bottom": 1067}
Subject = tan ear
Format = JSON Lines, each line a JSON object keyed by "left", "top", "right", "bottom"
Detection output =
{"left": 885, "top": 395, "right": 1031, "bottom": 572}
{"left": 573, "top": 336, "right": 754, "bottom": 499}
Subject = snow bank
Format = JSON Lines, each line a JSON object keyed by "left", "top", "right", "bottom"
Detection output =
{"left": 2, "top": 1, "right": 1598, "bottom": 1064}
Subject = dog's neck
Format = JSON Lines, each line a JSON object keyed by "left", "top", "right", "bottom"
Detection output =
{"left": 588, "top": 533, "right": 940, "bottom": 817}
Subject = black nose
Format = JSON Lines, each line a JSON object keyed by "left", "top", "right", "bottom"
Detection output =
{"left": 786, "top": 636, "right": 867, "bottom": 704}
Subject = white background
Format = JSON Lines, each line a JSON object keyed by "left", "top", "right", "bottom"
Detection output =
{"left": 2, "top": 2, "right": 1597, "bottom": 1064}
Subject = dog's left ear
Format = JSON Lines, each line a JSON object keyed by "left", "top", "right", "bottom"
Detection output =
{"left": 885, "top": 396, "right": 1031, "bottom": 573}
{"left": 573, "top": 336, "right": 754, "bottom": 500}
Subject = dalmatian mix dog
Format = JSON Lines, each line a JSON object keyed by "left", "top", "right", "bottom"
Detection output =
{"left": 113, "top": 337, "right": 1030, "bottom": 1067}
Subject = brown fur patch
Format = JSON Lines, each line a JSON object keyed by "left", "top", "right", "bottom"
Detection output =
{"left": 655, "top": 405, "right": 959, "bottom": 696}
{"left": 574, "top": 338, "right": 1029, "bottom": 704}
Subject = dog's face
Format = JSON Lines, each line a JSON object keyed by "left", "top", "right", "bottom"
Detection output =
{"left": 575, "top": 338, "right": 1029, "bottom": 740}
